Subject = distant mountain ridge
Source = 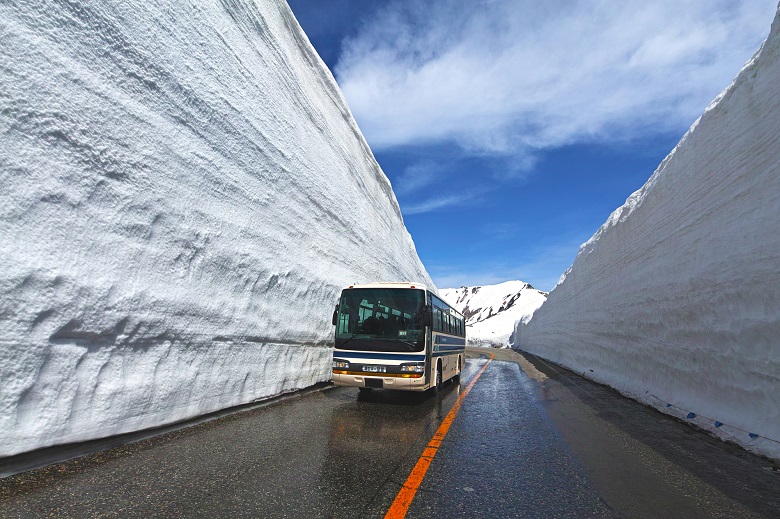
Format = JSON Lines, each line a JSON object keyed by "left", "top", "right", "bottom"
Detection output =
{"left": 449, "top": 282, "right": 540, "bottom": 323}
{"left": 440, "top": 281, "right": 547, "bottom": 348}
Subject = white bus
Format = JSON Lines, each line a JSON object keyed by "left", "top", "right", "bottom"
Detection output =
{"left": 331, "top": 282, "right": 466, "bottom": 393}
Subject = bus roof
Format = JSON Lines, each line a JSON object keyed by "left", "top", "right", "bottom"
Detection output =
{"left": 342, "top": 282, "right": 431, "bottom": 291}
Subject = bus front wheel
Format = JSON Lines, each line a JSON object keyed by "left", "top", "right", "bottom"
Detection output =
{"left": 433, "top": 362, "right": 442, "bottom": 395}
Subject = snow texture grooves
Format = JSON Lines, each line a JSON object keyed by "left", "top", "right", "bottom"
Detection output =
{"left": 0, "top": 0, "right": 432, "bottom": 457}
{"left": 515, "top": 6, "right": 780, "bottom": 461}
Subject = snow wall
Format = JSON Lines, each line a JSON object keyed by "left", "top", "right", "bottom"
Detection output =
{"left": 0, "top": 0, "right": 433, "bottom": 458}
{"left": 515, "top": 7, "right": 780, "bottom": 461}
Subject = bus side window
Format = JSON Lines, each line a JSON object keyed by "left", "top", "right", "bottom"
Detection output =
{"left": 338, "top": 313, "right": 349, "bottom": 334}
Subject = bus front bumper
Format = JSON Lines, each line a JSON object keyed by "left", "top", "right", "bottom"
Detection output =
{"left": 332, "top": 372, "right": 428, "bottom": 391}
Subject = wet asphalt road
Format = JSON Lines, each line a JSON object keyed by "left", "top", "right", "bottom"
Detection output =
{"left": 1, "top": 349, "right": 778, "bottom": 518}
{"left": 405, "top": 359, "right": 613, "bottom": 518}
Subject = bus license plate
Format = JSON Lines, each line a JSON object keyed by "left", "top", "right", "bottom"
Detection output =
{"left": 363, "top": 365, "right": 386, "bottom": 373}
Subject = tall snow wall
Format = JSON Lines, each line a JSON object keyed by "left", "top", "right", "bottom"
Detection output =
{"left": 0, "top": 0, "right": 433, "bottom": 458}
{"left": 514, "top": 6, "right": 780, "bottom": 461}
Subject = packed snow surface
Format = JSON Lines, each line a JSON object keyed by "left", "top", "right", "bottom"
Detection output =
{"left": 440, "top": 281, "right": 546, "bottom": 348}
{"left": 0, "top": 0, "right": 432, "bottom": 458}
{"left": 515, "top": 7, "right": 780, "bottom": 460}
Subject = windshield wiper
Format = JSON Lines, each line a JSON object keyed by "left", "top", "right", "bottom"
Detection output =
{"left": 336, "top": 333, "right": 365, "bottom": 348}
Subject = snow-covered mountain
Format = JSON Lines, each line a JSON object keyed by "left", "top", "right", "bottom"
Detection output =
{"left": 440, "top": 281, "right": 546, "bottom": 348}
{"left": 515, "top": 6, "right": 780, "bottom": 461}
{"left": 0, "top": 1, "right": 431, "bottom": 457}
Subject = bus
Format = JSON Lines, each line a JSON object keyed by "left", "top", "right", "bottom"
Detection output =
{"left": 331, "top": 282, "right": 466, "bottom": 393}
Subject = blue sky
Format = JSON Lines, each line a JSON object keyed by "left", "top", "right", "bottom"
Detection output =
{"left": 287, "top": 0, "right": 776, "bottom": 291}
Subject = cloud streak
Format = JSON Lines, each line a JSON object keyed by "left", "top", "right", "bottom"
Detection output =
{"left": 336, "top": 0, "right": 776, "bottom": 155}
{"left": 394, "top": 161, "right": 443, "bottom": 195}
{"left": 401, "top": 192, "right": 476, "bottom": 215}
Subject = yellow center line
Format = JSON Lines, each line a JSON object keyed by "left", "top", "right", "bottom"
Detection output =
{"left": 384, "top": 353, "right": 495, "bottom": 519}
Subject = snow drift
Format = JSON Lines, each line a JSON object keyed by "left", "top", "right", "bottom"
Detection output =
{"left": 440, "top": 281, "right": 546, "bottom": 348}
{"left": 0, "top": 0, "right": 432, "bottom": 458}
{"left": 514, "top": 6, "right": 780, "bottom": 460}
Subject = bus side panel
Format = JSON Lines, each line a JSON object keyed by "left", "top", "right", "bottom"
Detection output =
{"left": 431, "top": 331, "right": 466, "bottom": 384}
{"left": 425, "top": 290, "right": 434, "bottom": 390}
{"left": 425, "top": 324, "right": 433, "bottom": 390}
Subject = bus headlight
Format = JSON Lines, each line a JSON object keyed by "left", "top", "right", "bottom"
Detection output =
{"left": 400, "top": 363, "right": 424, "bottom": 373}
{"left": 332, "top": 360, "right": 350, "bottom": 369}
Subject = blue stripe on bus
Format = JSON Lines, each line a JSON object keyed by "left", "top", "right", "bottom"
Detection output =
{"left": 434, "top": 345, "right": 465, "bottom": 351}
{"left": 333, "top": 351, "right": 426, "bottom": 361}
{"left": 433, "top": 336, "right": 466, "bottom": 346}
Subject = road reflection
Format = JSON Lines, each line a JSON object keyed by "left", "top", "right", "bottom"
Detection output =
{"left": 318, "top": 381, "right": 462, "bottom": 514}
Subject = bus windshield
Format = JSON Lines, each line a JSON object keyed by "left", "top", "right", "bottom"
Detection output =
{"left": 335, "top": 288, "right": 426, "bottom": 352}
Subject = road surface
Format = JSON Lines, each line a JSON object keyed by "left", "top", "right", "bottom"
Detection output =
{"left": 1, "top": 348, "right": 778, "bottom": 518}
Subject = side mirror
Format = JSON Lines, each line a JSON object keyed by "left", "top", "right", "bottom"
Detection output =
{"left": 332, "top": 304, "right": 339, "bottom": 326}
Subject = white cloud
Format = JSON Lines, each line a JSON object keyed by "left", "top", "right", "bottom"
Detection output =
{"left": 336, "top": 0, "right": 777, "bottom": 154}
{"left": 402, "top": 193, "right": 476, "bottom": 215}
{"left": 394, "top": 161, "right": 443, "bottom": 195}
